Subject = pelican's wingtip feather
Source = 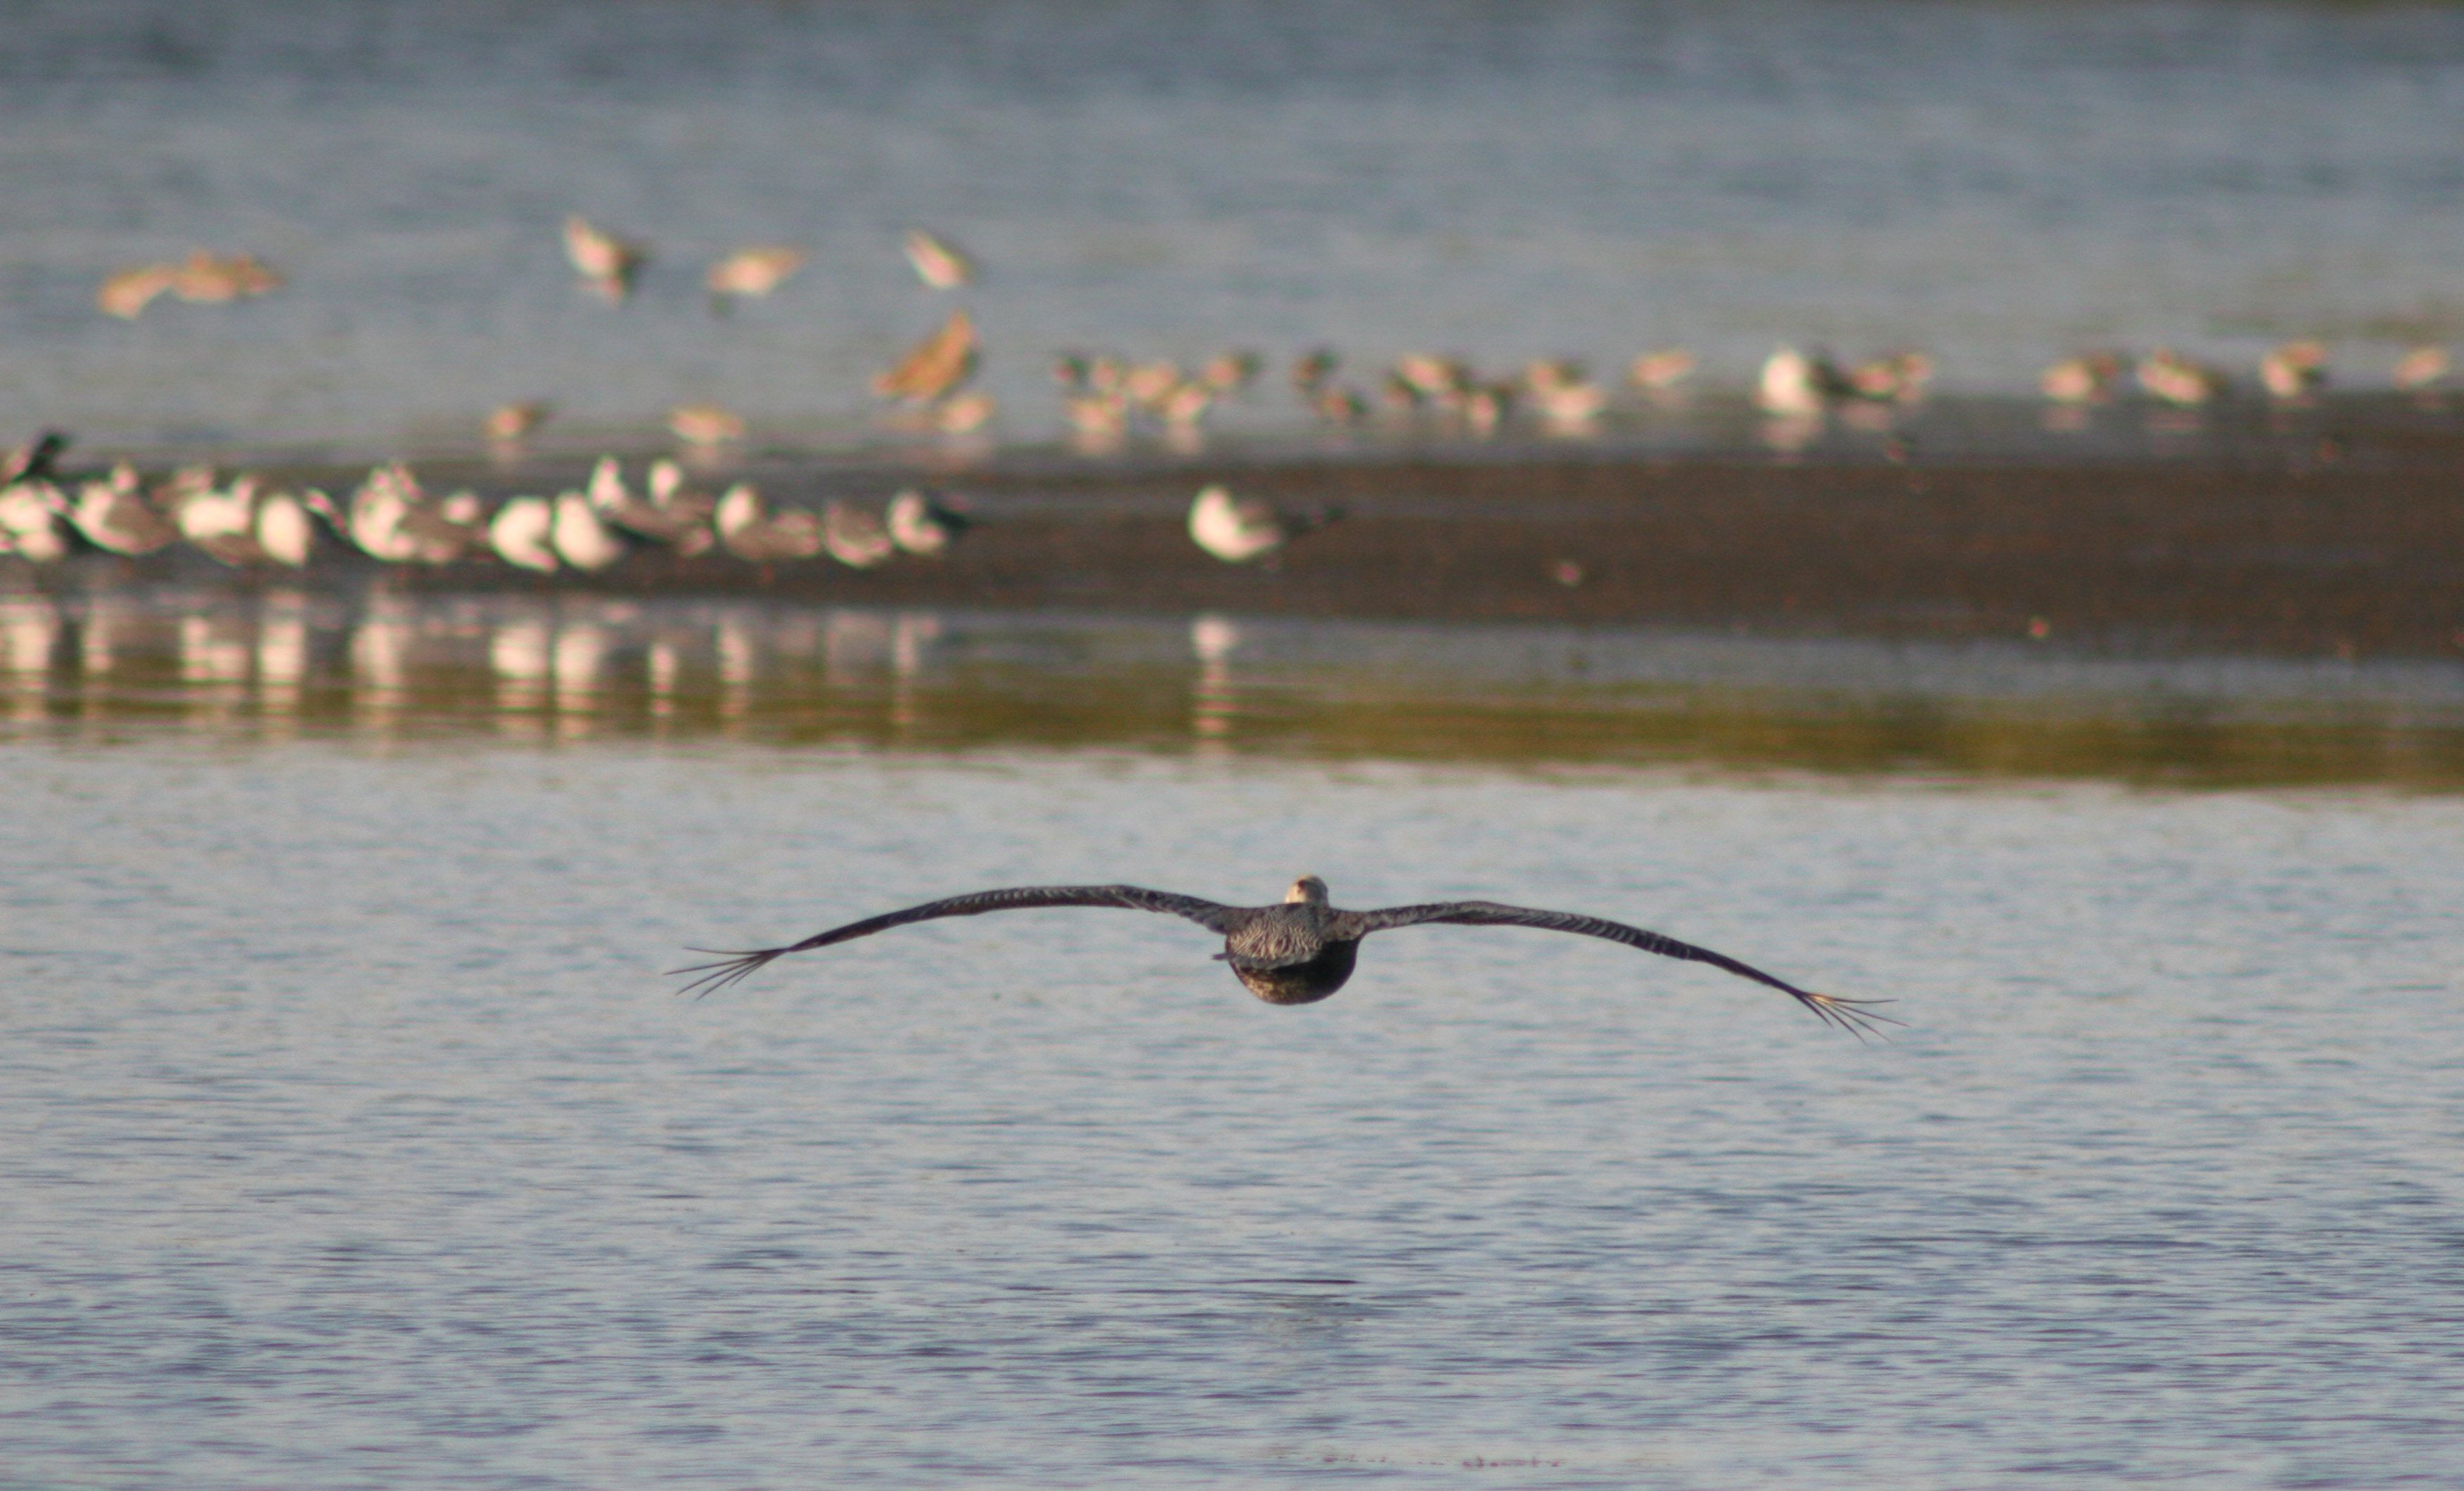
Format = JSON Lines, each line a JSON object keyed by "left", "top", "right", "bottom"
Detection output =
{"left": 668, "top": 945, "right": 790, "bottom": 1000}
{"left": 1797, "top": 990, "right": 1899, "bottom": 1040}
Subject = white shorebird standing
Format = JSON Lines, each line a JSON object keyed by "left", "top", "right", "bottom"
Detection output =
{"left": 2137, "top": 349, "right": 2227, "bottom": 406}
{"left": 252, "top": 489, "right": 316, "bottom": 568}
{"left": 551, "top": 489, "right": 630, "bottom": 572}
{"left": 1188, "top": 484, "right": 1336, "bottom": 564}
{"left": 1846, "top": 351, "right": 1934, "bottom": 404}
{"left": 927, "top": 391, "right": 998, "bottom": 435}
{"left": 563, "top": 215, "right": 645, "bottom": 302}
{"left": 669, "top": 404, "right": 746, "bottom": 447}
{"left": 67, "top": 465, "right": 179, "bottom": 556}
{"left": 486, "top": 400, "right": 554, "bottom": 444}
{"left": 588, "top": 456, "right": 712, "bottom": 555}
{"left": 1628, "top": 349, "right": 1698, "bottom": 394}
{"left": 2259, "top": 341, "right": 2328, "bottom": 401}
{"left": 821, "top": 501, "right": 897, "bottom": 569}
{"left": 2041, "top": 353, "right": 2124, "bottom": 404}
{"left": 1200, "top": 351, "right": 1262, "bottom": 393}
{"left": 714, "top": 483, "right": 824, "bottom": 562}
{"left": 886, "top": 489, "right": 967, "bottom": 556}
{"left": 1523, "top": 359, "right": 1610, "bottom": 430}
{"left": 333, "top": 464, "right": 481, "bottom": 564}
{"left": 674, "top": 872, "right": 1889, "bottom": 1034}
{"left": 1757, "top": 346, "right": 1843, "bottom": 416}
{"left": 2394, "top": 346, "right": 2451, "bottom": 392}
{"left": 167, "top": 470, "right": 276, "bottom": 566}
{"left": 489, "top": 496, "right": 559, "bottom": 574}
{"left": 0, "top": 481, "right": 70, "bottom": 562}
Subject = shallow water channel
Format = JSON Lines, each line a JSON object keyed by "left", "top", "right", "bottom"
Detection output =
{"left": 4, "top": 595, "right": 2462, "bottom": 1486}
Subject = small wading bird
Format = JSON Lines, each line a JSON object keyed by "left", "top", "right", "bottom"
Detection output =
{"left": 674, "top": 874, "right": 1890, "bottom": 1035}
{"left": 564, "top": 215, "right": 645, "bottom": 303}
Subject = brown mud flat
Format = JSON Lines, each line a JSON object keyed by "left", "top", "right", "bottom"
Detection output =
{"left": 15, "top": 441, "right": 2464, "bottom": 661}
{"left": 383, "top": 453, "right": 2464, "bottom": 661}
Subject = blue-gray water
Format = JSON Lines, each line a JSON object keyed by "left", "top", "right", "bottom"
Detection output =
{"left": 5, "top": 596, "right": 2464, "bottom": 1486}
{"left": 8, "top": 0, "right": 2464, "bottom": 450}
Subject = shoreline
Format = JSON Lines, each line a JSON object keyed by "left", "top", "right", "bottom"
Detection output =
{"left": 11, "top": 396, "right": 2464, "bottom": 662}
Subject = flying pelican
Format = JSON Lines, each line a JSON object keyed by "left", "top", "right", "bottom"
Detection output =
{"left": 674, "top": 874, "right": 1887, "bottom": 1033}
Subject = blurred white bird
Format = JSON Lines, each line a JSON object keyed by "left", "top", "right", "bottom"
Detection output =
{"left": 1188, "top": 484, "right": 1337, "bottom": 564}
{"left": 564, "top": 215, "right": 645, "bottom": 302}
{"left": 551, "top": 490, "right": 629, "bottom": 571}
{"left": 489, "top": 496, "right": 559, "bottom": 574}
{"left": 902, "top": 229, "right": 974, "bottom": 289}
{"left": 887, "top": 489, "right": 968, "bottom": 556}
{"left": 822, "top": 501, "right": 897, "bottom": 569}
{"left": 706, "top": 245, "right": 805, "bottom": 299}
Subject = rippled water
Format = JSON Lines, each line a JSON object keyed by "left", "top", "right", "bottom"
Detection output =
{"left": 9, "top": 588, "right": 2464, "bottom": 787}
{"left": 8, "top": 0, "right": 2464, "bottom": 449}
{"left": 4, "top": 592, "right": 2464, "bottom": 1485}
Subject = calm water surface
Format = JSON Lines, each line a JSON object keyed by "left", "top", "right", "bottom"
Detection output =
{"left": 3, "top": 598, "right": 2463, "bottom": 1485}
{"left": 7, "top": 0, "right": 2464, "bottom": 449}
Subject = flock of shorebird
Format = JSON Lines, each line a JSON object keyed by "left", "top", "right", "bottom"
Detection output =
{"left": 0, "top": 432, "right": 1340, "bottom": 572}
{"left": 89, "top": 220, "right": 2453, "bottom": 458}
{"left": 0, "top": 434, "right": 1000, "bottom": 574}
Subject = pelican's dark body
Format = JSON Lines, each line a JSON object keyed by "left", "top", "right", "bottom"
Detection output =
{"left": 1229, "top": 937, "right": 1359, "bottom": 1005}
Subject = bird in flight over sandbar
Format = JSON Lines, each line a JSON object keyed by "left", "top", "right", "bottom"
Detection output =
{"left": 674, "top": 875, "right": 1890, "bottom": 1035}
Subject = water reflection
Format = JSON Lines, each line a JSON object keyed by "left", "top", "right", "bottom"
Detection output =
{"left": 1191, "top": 613, "right": 1243, "bottom": 749}
{"left": 4, "top": 588, "right": 2464, "bottom": 787}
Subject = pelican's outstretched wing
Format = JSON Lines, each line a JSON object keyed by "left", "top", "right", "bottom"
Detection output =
{"left": 1334, "top": 901, "right": 1893, "bottom": 1036}
{"left": 672, "top": 884, "right": 1242, "bottom": 999}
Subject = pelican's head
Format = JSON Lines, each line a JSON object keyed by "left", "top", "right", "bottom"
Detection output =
{"left": 1285, "top": 874, "right": 1329, "bottom": 905}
